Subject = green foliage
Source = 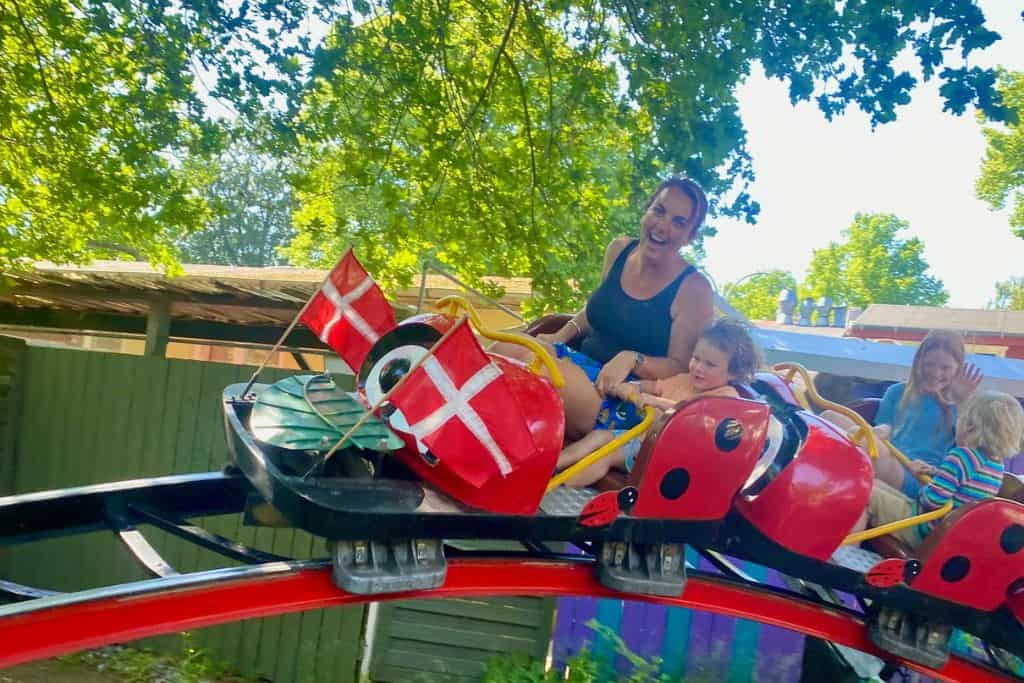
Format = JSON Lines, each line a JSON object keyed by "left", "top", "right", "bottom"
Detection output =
{"left": 62, "top": 640, "right": 256, "bottom": 682}
{"left": 977, "top": 71, "right": 1024, "bottom": 238}
{"left": 177, "top": 144, "right": 296, "bottom": 266}
{"left": 3, "top": 0, "right": 1011, "bottom": 290}
{"left": 723, "top": 270, "right": 798, "bottom": 320}
{"left": 803, "top": 213, "right": 948, "bottom": 308}
{"left": 990, "top": 277, "right": 1024, "bottom": 311}
{"left": 0, "top": 0, "right": 345, "bottom": 272}
{"left": 285, "top": 1, "right": 1009, "bottom": 312}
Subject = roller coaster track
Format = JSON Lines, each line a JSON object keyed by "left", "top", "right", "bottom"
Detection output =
{"left": 0, "top": 473, "right": 1017, "bottom": 681}
{"left": 0, "top": 556, "right": 1012, "bottom": 681}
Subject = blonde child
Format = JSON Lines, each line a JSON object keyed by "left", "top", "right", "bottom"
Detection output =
{"left": 824, "top": 330, "right": 982, "bottom": 497}
{"left": 556, "top": 318, "right": 760, "bottom": 487}
{"left": 855, "top": 390, "right": 1024, "bottom": 548}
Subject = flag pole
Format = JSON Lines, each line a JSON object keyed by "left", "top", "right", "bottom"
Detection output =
{"left": 320, "top": 316, "right": 469, "bottom": 464}
{"left": 240, "top": 247, "right": 353, "bottom": 398}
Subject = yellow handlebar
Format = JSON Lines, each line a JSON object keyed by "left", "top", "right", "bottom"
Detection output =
{"left": 435, "top": 295, "right": 564, "bottom": 388}
{"left": 771, "top": 362, "right": 879, "bottom": 459}
{"left": 842, "top": 501, "right": 953, "bottom": 545}
{"left": 546, "top": 406, "right": 657, "bottom": 492}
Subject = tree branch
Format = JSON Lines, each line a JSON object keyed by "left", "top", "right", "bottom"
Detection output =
{"left": 10, "top": 0, "right": 59, "bottom": 112}
{"left": 461, "top": 0, "right": 519, "bottom": 128}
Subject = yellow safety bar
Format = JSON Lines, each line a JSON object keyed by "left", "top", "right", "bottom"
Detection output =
{"left": 772, "top": 362, "right": 879, "bottom": 459}
{"left": 546, "top": 406, "right": 657, "bottom": 492}
{"left": 435, "top": 295, "right": 564, "bottom": 388}
{"left": 842, "top": 501, "right": 953, "bottom": 545}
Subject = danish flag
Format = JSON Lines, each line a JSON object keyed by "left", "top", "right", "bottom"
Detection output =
{"left": 388, "top": 320, "right": 538, "bottom": 487}
{"left": 300, "top": 250, "right": 396, "bottom": 372}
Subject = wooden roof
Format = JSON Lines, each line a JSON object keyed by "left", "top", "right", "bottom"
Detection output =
{"left": 0, "top": 261, "right": 533, "bottom": 348}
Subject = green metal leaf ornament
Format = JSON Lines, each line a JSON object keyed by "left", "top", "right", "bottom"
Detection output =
{"left": 250, "top": 374, "right": 403, "bottom": 452}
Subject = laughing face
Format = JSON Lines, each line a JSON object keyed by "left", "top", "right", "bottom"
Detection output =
{"left": 917, "top": 349, "right": 959, "bottom": 396}
{"left": 639, "top": 186, "right": 696, "bottom": 258}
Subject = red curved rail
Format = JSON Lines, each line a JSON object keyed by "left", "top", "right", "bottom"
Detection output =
{"left": 0, "top": 559, "right": 1009, "bottom": 681}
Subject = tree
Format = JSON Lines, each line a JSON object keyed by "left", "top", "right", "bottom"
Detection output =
{"left": 803, "top": 213, "right": 948, "bottom": 308}
{"left": 0, "top": 0, "right": 349, "bottom": 272}
{"left": 990, "top": 277, "right": 1024, "bottom": 311}
{"left": 3, "top": 1, "right": 1012, "bottom": 291}
{"left": 178, "top": 149, "right": 296, "bottom": 267}
{"left": 284, "top": 1, "right": 1011, "bottom": 312}
{"left": 723, "top": 271, "right": 798, "bottom": 321}
{"left": 977, "top": 71, "right": 1024, "bottom": 238}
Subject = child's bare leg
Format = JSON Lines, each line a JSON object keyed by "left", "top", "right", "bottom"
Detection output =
{"left": 873, "top": 450, "right": 907, "bottom": 491}
{"left": 558, "top": 430, "right": 614, "bottom": 470}
{"left": 565, "top": 450, "right": 628, "bottom": 488}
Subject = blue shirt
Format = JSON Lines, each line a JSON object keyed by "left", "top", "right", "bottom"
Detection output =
{"left": 875, "top": 382, "right": 956, "bottom": 468}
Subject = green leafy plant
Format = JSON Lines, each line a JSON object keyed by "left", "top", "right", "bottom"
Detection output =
{"left": 61, "top": 635, "right": 257, "bottom": 683}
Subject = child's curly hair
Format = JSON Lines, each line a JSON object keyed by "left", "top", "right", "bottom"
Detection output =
{"left": 956, "top": 390, "right": 1024, "bottom": 461}
{"left": 699, "top": 317, "right": 762, "bottom": 385}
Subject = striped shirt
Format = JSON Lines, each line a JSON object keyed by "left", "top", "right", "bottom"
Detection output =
{"left": 917, "top": 446, "right": 1003, "bottom": 536}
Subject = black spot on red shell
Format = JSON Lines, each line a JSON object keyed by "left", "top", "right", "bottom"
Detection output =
{"left": 1001, "top": 524, "right": 1024, "bottom": 554}
{"left": 940, "top": 556, "right": 971, "bottom": 583}
{"left": 715, "top": 418, "right": 743, "bottom": 452}
{"left": 660, "top": 468, "right": 690, "bottom": 500}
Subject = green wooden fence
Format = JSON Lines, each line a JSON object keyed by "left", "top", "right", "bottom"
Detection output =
{"left": 0, "top": 344, "right": 556, "bottom": 682}
{"left": 0, "top": 346, "right": 365, "bottom": 683}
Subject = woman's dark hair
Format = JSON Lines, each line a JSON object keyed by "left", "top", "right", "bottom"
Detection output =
{"left": 699, "top": 317, "right": 761, "bottom": 385}
{"left": 643, "top": 177, "right": 709, "bottom": 237}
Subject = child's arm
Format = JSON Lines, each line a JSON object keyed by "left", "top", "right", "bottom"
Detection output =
{"left": 635, "top": 393, "right": 676, "bottom": 411}
{"left": 606, "top": 380, "right": 657, "bottom": 402}
{"left": 918, "top": 449, "right": 966, "bottom": 512}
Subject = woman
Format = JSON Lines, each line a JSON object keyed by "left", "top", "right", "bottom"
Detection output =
{"left": 498, "top": 177, "right": 714, "bottom": 439}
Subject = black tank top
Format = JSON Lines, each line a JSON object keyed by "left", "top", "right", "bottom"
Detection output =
{"left": 580, "top": 240, "right": 696, "bottom": 364}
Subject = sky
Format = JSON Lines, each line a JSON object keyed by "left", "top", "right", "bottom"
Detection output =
{"left": 702, "top": 1, "right": 1024, "bottom": 309}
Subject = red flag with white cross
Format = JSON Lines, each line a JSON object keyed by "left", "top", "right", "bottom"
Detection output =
{"left": 300, "top": 250, "right": 396, "bottom": 372}
{"left": 387, "top": 319, "right": 538, "bottom": 487}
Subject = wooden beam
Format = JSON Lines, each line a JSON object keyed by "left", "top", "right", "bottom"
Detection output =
{"left": 145, "top": 299, "right": 171, "bottom": 357}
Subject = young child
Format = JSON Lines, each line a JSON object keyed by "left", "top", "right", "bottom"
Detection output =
{"left": 556, "top": 318, "right": 760, "bottom": 487}
{"left": 857, "top": 390, "right": 1024, "bottom": 548}
{"left": 824, "top": 330, "right": 982, "bottom": 497}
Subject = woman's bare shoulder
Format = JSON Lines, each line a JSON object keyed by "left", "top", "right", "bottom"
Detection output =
{"left": 673, "top": 266, "right": 713, "bottom": 306}
{"left": 600, "top": 236, "right": 634, "bottom": 277}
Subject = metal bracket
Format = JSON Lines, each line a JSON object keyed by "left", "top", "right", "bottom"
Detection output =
{"left": 330, "top": 539, "right": 447, "bottom": 595}
{"left": 597, "top": 542, "right": 686, "bottom": 597}
{"left": 868, "top": 605, "right": 952, "bottom": 670}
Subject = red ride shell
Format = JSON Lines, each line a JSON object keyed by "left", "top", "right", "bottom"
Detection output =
{"left": 399, "top": 312, "right": 458, "bottom": 336}
{"left": 909, "top": 498, "right": 1024, "bottom": 613}
{"left": 389, "top": 354, "right": 563, "bottom": 515}
{"left": 734, "top": 412, "right": 873, "bottom": 561}
{"left": 750, "top": 372, "right": 803, "bottom": 408}
{"left": 630, "top": 397, "right": 770, "bottom": 520}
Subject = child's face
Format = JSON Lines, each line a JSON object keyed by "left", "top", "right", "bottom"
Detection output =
{"left": 688, "top": 339, "right": 732, "bottom": 392}
{"left": 918, "top": 349, "right": 959, "bottom": 394}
